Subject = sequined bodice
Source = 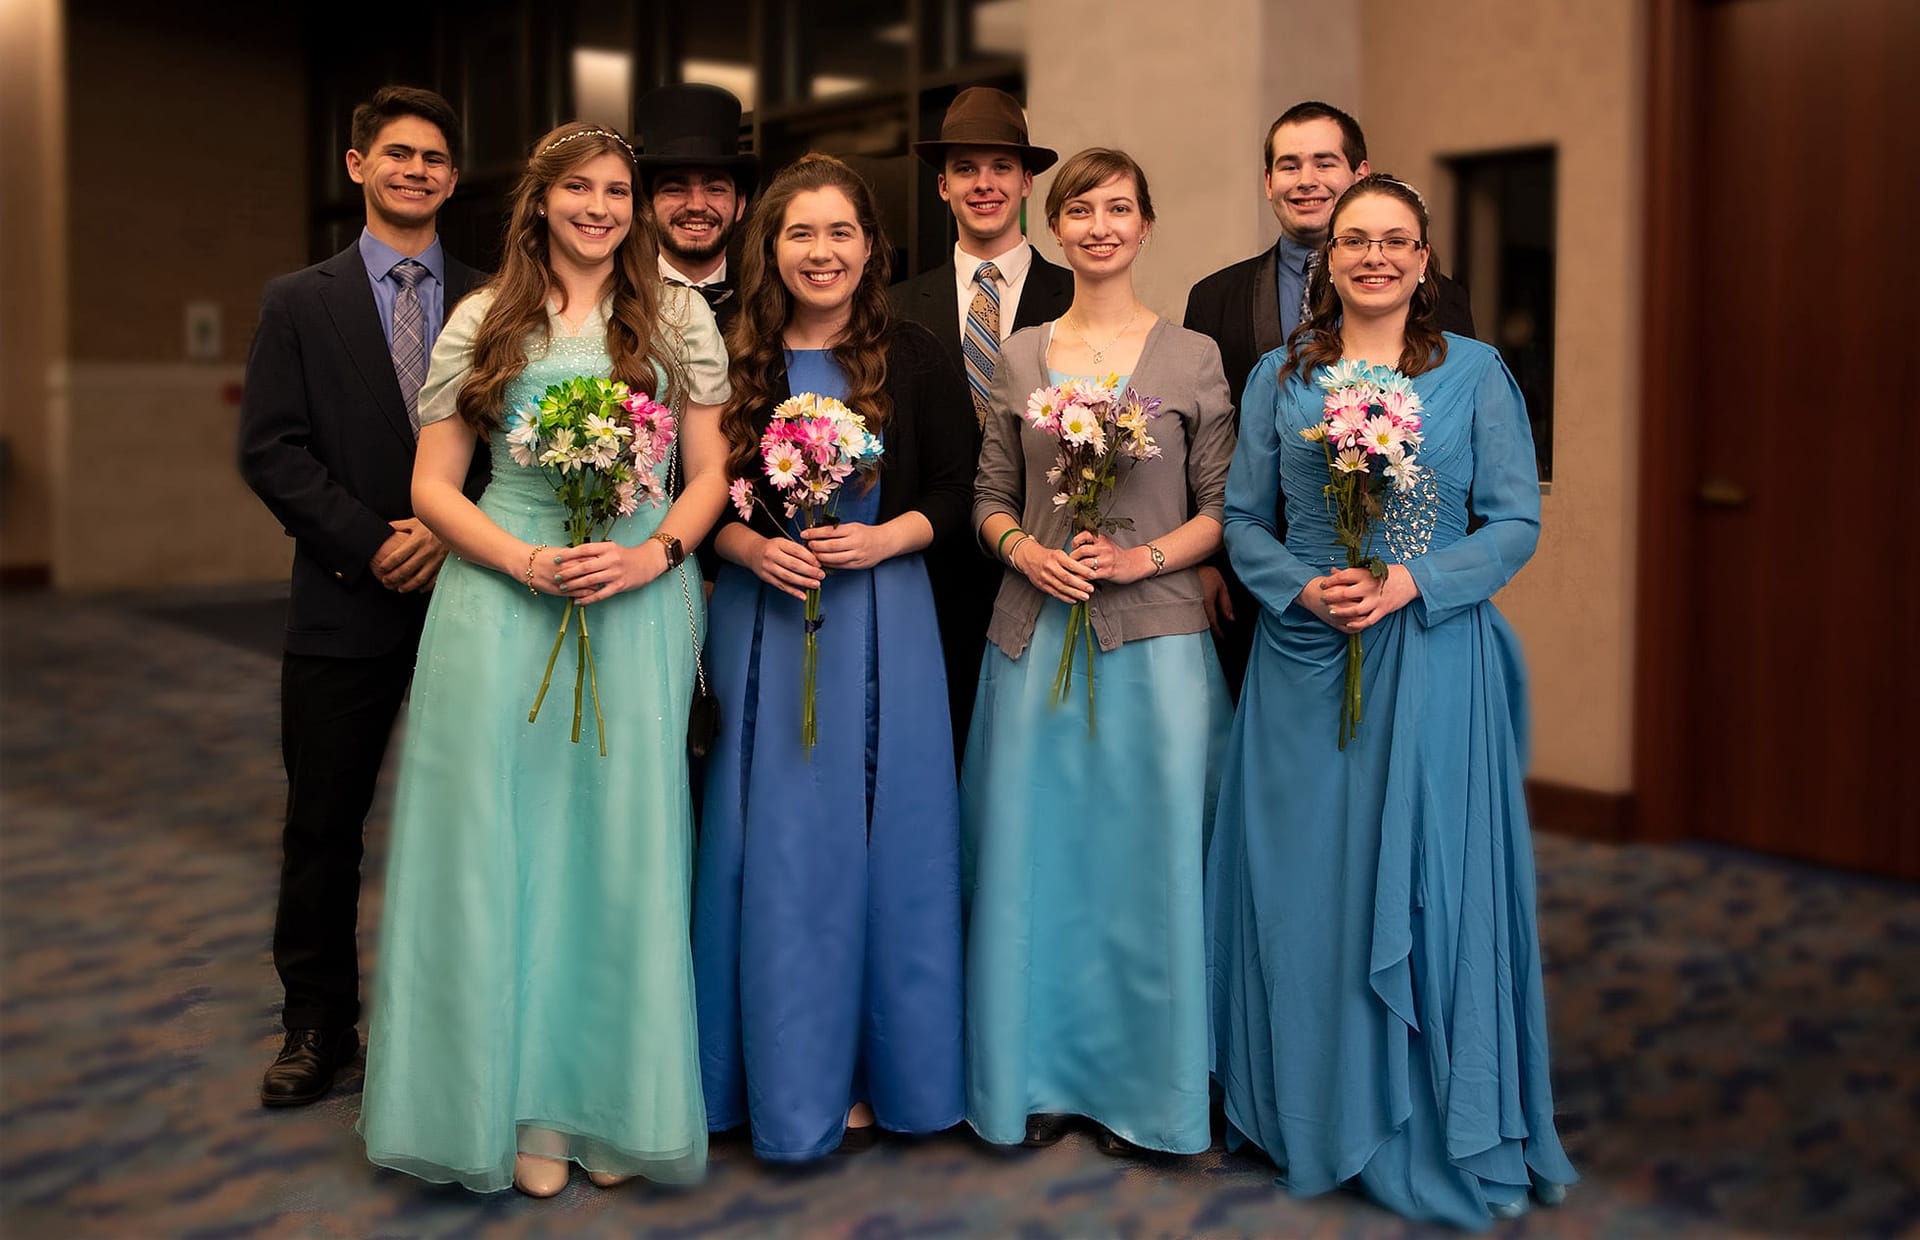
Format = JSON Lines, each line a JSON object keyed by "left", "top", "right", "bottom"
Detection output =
{"left": 479, "top": 330, "right": 670, "bottom": 540}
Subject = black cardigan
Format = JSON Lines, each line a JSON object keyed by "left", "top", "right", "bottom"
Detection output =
{"left": 724, "top": 320, "right": 975, "bottom": 546}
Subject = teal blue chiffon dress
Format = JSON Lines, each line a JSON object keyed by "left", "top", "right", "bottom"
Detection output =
{"left": 1209, "top": 334, "right": 1578, "bottom": 1228}
{"left": 358, "top": 290, "right": 729, "bottom": 1192}
{"left": 962, "top": 369, "right": 1232, "bottom": 1154}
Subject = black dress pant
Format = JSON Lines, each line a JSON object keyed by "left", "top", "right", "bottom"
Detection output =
{"left": 273, "top": 644, "right": 414, "bottom": 1030}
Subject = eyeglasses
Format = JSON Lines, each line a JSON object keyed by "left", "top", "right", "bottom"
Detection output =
{"left": 1329, "top": 234, "right": 1424, "bottom": 257}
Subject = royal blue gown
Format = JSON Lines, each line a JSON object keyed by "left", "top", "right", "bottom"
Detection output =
{"left": 961, "top": 371, "right": 1232, "bottom": 1155}
{"left": 693, "top": 349, "right": 964, "bottom": 1161}
{"left": 1209, "top": 334, "right": 1578, "bottom": 1228}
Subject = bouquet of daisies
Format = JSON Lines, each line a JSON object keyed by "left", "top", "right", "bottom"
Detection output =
{"left": 1299, "top": 359, "right": 1425, "bottom": 749}
{"left": 727, "top": 392, "right": 884, "bottom": 752}
{"left": 1020, "top": 375, "right": 1163, "bottom": 727}
{"left": 506, "top": 375, "right": 676, "bottom": 755}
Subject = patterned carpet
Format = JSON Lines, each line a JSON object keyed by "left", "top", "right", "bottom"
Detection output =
{"left": 1, "top": 585, "right": 1915, "bottom": 1239}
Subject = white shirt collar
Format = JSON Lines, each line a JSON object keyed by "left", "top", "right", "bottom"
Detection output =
{"left": 660, "top": 255, "right": 728, "bottom": 287}
{"left": 954, "top": 238, "right": 1031, "bottom": 286}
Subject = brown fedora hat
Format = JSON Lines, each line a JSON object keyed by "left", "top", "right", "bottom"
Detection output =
{"left": 912, "top": 86, "right": 1057, "bottom": 174}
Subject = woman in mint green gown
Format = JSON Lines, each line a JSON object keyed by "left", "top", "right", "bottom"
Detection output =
{"left": 1209, "top": 174, "right": 1576, "bottom": 1228}
{"left": 357, "top": 123, "right": 733, "bottom": 1197}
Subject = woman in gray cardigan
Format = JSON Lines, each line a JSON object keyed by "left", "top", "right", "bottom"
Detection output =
{"left": 959, "top": 148, "right": 1236, "bottom": 1158}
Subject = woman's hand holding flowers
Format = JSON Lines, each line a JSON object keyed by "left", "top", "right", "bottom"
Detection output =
{"left": 749, "top": 533, "right": 826, "bottom": 601}
{"left": 1069, "top": 530, "right": 1152, "bottom": 587}
{"left": 1301, "top": 564, "right": 1420, "bottom": 633}
{"left": 554, "top": 539, "right": 667, "bottom": 604}
{"left": 1013, "top": 537, "right": 1095, "bottom": 604}
{"left": 801, "top": 521, "right": 898, "bottom": 571}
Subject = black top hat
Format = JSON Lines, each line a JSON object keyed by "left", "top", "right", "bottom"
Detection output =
{"left": 912, "top": 87, "right": 1057, "bottom": 174}
{"left": 633, "top": 83, "right": 759, "bottom": 198}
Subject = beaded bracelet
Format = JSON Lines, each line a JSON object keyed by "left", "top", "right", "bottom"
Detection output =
{"left": 995, "top": 525, "right": 1027, "bottom": 563}
{"left": 525, "top": 544, "right": 548, "bottom": 596}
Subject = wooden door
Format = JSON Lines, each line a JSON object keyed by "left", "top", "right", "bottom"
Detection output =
{"left": 1638, "top": 0, "right": 1920, "bottom": 878}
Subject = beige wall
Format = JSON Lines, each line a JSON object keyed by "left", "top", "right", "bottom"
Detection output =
{"left": 0, "top": 0, "right": 65, "bottom": 572}
{"left": 1027, "top": 0, "right": 1642, "bottom": 794}
{"left": 50, "top": 5, "right": 307, "bottom": 587}
{"left": 1361, "top": 0, "right": 1641, "bottom": 793}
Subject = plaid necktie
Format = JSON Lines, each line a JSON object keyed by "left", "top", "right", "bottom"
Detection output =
{"left": 962, "top": 261, "right": 1002, "bottom": 425}
{"left": 390, "top": 260, "right": 428, "bottom": 436}
{"left": 1299, "top": 248, "right": 1322, "bottom": 325}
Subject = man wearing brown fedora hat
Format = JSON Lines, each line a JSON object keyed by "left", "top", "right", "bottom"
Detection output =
{"left": 636, "top": 82, "right": 759, "bottom": 333}
{"left": 889, "top": 86, "right": 1074, "bottom": 767}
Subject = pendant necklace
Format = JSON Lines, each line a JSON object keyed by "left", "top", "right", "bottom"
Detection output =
{"left": 1070, "top": 306, "right": 1141, "bottom": 365}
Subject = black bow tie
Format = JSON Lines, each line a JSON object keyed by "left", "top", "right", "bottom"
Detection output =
{"left": 667, "top": 279, "right": 733, "bottom": 310}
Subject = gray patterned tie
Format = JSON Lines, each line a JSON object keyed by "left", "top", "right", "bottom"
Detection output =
{"left": 390, "top": 260, "right": 428, "bottom": 436}
{"left": 1300, "top": 248, "right": 1322, "bottom": 324}
{"left": 962, "top": 261, "right": 1002, "bottom": 425}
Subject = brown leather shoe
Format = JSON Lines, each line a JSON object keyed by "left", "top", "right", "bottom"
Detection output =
{"left": 260, "top": 1028, "right": 358, "bottom": 1108}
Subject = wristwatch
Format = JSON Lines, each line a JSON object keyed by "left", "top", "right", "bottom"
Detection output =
{"left": 1148, "top": 543, "right": 1166, "bottom": 576}
{"left": 651, "top": 530, "right": 685, "bottom": 569}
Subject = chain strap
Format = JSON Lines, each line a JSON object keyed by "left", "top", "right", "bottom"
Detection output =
{"left": 665, "top": 352, "right": 709, "bottom": 699}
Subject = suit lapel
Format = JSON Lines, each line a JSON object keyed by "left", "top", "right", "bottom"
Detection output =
{"left": 317, "top": 246, "right": 416, "bottom": 451}
{"left": 1250, "top": 242, "right": 1284, "bottom": 360}
{"left": 918, "top": 262, "right": 964, "bottom": 372}
{"left": 1011, "top": 247, "right": 1074, "bottom": 331}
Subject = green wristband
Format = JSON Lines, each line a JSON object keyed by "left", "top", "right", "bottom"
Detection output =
{"left": 996, "top": 526, "right": 1026, "bottom": 562}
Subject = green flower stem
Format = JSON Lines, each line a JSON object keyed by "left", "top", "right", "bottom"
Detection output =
{"left": 572, "top": 616, "right": 587, "bottom": 745}
{"left": 528, "top": 600, "right": 576, "bottom": 724}
{"left": 579, "top": 606, "right": 606, "bottom": 757}
{"left": 802, "top": 586, "right": 821, "bottom": 754}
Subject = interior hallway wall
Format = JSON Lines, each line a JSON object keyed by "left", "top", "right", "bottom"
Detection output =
{"left": 1025, "top": 0, "right": 1642, "bottom": 797}
{"left": 1362, "top": 0, "right": 1642, "bottom": 795}
{"left": 53, "top": 1, "right": 307, "bottom": 589}
{"left": 0, "top": 0, "right": 65, "bottom": 576}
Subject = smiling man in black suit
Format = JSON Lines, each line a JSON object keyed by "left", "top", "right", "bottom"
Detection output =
{"left": 238, "top": 85, "right": 489, "bottom": 1108}
{"left": 889, "top": 87, "right": 1075, "bottom": 760}
{"left": 1183, "top": 100, "right": 1476, "bottom": 693}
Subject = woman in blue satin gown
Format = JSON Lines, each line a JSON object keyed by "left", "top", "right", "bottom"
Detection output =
{"left": 693, "top": 154, "right": 972, "bottom": 1161}
{"left": 1208, "top": 174, "right": 1578, "bottom": 1228}
{"left": 358, "top": 124, "right": 732, "bottom": 1196}
{"left": 963, "top": 149, "right": 1236, "bottom": 1156}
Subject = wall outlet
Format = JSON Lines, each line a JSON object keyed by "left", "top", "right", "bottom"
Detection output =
{"left": 185, "top": 301, "right": 222, "bottom": 361}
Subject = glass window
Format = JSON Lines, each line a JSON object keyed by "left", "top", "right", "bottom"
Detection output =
{"left": 1450, "top": 148, "right": 1557, "bottom": 482}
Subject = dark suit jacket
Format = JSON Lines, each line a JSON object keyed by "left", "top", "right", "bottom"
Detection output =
{"left": 238, "top": 242, "right": 489, "bottom": 659}
{"left": 888, "top": 246, "right": 1076, "bottom": 741}
{"left": 1183, "top": 240, "right": 1477, "bottom": 415}
{"left": 887, "top": 245, "right": 1076, "bottom": 377}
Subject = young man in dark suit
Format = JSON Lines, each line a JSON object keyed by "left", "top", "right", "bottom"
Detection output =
{"left": 238, "top": 85, "right": 488, "bottom": 1108}
{"left": 635, "top": 82, "right": 758, "bottom": 336}
{"left": 889, "top": 87, "right": 1075, "bottom": 760}
{"left": 1183, "top": 100, "right": 1476, "bottom": 692}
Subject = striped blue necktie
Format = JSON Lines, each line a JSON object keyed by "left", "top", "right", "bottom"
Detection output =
{"left": 962, "top": 261, "right": 1002, "bottom": 425}
{"left": 390, "top": 260, "right": 428, "bottom": 436}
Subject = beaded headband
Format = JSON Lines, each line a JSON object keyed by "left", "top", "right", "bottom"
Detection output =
{"left": 1364, "top": 173, "right": 1427, "bottom": 210}
{"left": 540, "top": 126, "right": 636, "bottom": 164}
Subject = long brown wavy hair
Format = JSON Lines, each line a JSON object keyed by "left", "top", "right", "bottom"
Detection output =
{"left": 456, "top": 121, "right": 686, "bottom": 434}
{"left": 1278, "top": 173, "right": 1449, "bottom": 387}
{"left": 720, "top": 153, "right": 895, "bottom": 481}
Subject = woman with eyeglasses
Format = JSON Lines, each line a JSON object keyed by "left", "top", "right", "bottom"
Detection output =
{"left": 1206, "top": 173, "right": 1577, "bottom": 1228}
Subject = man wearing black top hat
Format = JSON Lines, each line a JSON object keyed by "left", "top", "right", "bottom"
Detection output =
{"left": 635, "top": 82, "right": 759, "bottom": 334}
{"left": 890, "top": 86, "right": 1074, "bottom": 767}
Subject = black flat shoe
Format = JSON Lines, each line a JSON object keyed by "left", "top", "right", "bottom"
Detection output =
{"left": 835, "top": 1124, "right": 878, "bottom": 1154}
{"left": 1021, "top": 1114, "right": 1072, "bottom": 1148}
{"left": 1093, "top": 1126, "right": 1141, "bottom": 1158}
{"left": 260, "top": 1027, "right": 358, "bottom": 1108}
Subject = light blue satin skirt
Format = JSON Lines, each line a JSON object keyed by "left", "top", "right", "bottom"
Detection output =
{"left": 960, "top": 599, "right": 1229, "bottom": 1152}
